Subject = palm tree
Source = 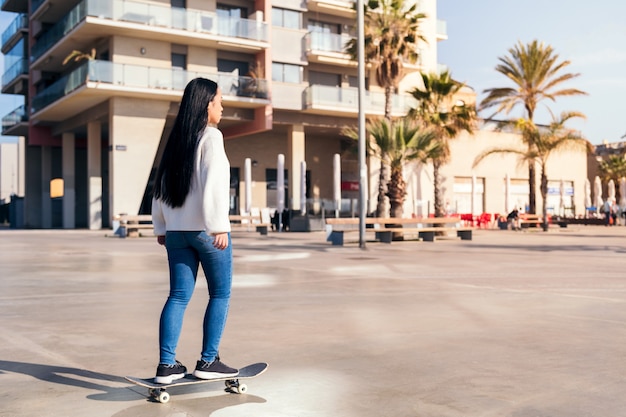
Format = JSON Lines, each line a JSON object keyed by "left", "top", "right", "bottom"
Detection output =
{"left": 598, "top": 155, "right": 626, "bottom": 185}
{"left": 346, "top": 0, "right": 426, "bottom": 120}
{"left": 343, "top": 118, "right": 441, "bottom": 218}
{"left": 407, "top": 70, "right": 477, "bottom": 217}
{"left": 474, "top": 111, "right": 592, "bottom": 231}
{"left": 479, "top": 40, "right": 587, "bottom": 214}
{"left": 62, "top": 48, "right": 96, "bottom": 65}
{"left": 345, "top": 0, "right": 426, "bottom": 217}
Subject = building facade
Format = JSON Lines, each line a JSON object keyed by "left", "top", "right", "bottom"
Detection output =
{"left": 1, "top": 0, "right": 588, "bottom": 229}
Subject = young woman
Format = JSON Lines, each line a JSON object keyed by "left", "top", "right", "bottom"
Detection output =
{"left": 151, "top": 78, "right": 238, "bottom": 384}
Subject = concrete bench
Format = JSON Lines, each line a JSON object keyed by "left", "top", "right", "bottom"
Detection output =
{"left": 116, "top": 214, "right": 153, "bottom": 238}
{"left": 519, "top": 214, "right": 543, "bottom": 229}
{"left": 325, "top": 217, "right": 473, "bottom": 246}
{"left": 229, "top": 214, "right": 270, "bottom": 235}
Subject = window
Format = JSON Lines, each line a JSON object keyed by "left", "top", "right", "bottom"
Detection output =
{"left": 171, "top": 52, "right": 187, "bottom": 90}
{"left": 272, "top": 7, "right": 300, "bottom": 29}
{"left": 171, "top": 0, "right": 185, "bottom": 8}
{"left": 272, "top": 63, "right": 302, "bottom": 83}
{"left": 171, "top": 53, "right": 186, "bottom": 70}
{"left": 217, "top": 4, "right": 247, "bottom": 37}
{"left": 348, "top": 75, "right": 369, "bottom": 89}
{"left": 309, "top": 71, "right": 340, "bottom": 87}
{"left": 217, "top": 4, "right": 247, "bottom": 19}
{"left": 308, "top": 20, "right": 339, "bottom": 34}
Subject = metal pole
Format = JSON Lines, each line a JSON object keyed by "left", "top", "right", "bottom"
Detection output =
{"left": 357, "top": 0, "right": 367, "bottom": 249}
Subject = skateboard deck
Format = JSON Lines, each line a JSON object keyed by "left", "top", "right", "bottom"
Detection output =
{"left": 125, "top": 362, "right": 268, "bottom": 403}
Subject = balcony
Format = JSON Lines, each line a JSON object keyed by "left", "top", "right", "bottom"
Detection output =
{"left": 1, "top": 14, "right": 27, "bottom": 53}
{"left": 305, "top": 32, "right": 355, "bottom": 67}
{"left": 306, "top": 0, "right": 355, "bottom": 18}
{"left": 2, "top": 104, "right": 28, "bottom": 136}
{"left": 31, "top": 0, "right": 270, "bottom": 70}
{"left": 436, "top": 19, "right": 447, "bottom": 41}
{"left": 2, "top": 0, "right": 28, "bottom": 13}
{"left": 31, "top": 60, "right": 269, "bottom": 121}
{"left": 1, "top": 58, "right": 28, "bottom": 94}
{"left": 304, "top": 85, "right": 414, "bottom": 117}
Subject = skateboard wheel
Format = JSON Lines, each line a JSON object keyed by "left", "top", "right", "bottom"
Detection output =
{"left": 158, "top": 391, "right": 170, "bottom": 403}
{"left": 236, "top": 384, "right": 248, "bottom": 394}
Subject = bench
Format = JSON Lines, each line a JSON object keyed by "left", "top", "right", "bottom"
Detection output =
{"left": 116, "top": 214, "right": 154, "bottom": 238}
{"left": 229, "top": 214, "right": 271, "bottom": 235}
{"left": 519, "top": 214, "right": 542, "bottom": 229}
{"left": 325, "top": 217, "right": 473, "bottom": 246}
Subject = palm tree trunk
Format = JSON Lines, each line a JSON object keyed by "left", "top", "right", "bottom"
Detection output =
{"left": 433, "top": 160, "right": 444, "bottom": 217}
{"left": 375, "top": 85, "right": 394, "bottom": 218}
{"left": 376, "top": 160, "right": 388, "bottom": 217}
{"left": 388, "top": 166, "right": 405, "bottom": 218}
{"left": 529, "top": 163, "right": 537, "bottom": 214}
{"left": 384, "top": 85, "right": 393, "bottom": 120}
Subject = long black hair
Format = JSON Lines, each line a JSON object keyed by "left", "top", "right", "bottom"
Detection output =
{"left": 153, "top": 78, "right": 218, "bottom": 207}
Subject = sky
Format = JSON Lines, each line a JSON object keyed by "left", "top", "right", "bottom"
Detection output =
{"left": 437, "top": 0, "right": 626, "bottom": 145}
{"left": 1, "top": 3, "right": 625, "bottom": 144}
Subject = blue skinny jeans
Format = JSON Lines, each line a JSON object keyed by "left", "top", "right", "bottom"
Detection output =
{"left": 159, "top": 231, "right": 232, "bottom": 365}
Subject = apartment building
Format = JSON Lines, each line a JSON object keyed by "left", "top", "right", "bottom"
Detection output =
{"left": 1, "top": 0, "right": 589, "bottom": 229}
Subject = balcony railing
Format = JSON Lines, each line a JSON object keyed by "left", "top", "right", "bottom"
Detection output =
{"left": 305, "top": 32, "right": 353, "bottom": 54}
{"left": 2, "top": 58, "right": 28, "bottom": 87}
{"left": 31, "top": 60, "right": 269, "bottom": 114}
{"left": 436, "top": 19, "right": 447, "bottom": 39}
{"left": 304, "top": 85, "right": 413, "bottom": 115}
{"left": 1, "top": 14, "right": 27, "bottom": 47}
{"left": 2, "top": 104, "right": 27, "bottom": 133}
{"left": 31, "top": 0, "right": 269, "bottom": 62}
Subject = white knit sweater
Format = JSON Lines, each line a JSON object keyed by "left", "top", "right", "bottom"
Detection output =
{"left": 151, "top": 126, "right": 231, "bottom": 235}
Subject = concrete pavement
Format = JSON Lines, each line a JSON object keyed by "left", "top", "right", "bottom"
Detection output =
{"left": 1, "top": 225, "right": 626, "bottom": 417}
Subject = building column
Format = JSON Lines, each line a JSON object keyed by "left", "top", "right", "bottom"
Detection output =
{"left": 62, "top": 132, "right": 76, "bottom": 229}
{"left": 87, "top": 121, "right": 102, "bottom": 230}
{"left": 17, "top": 136, "right": 25, "bottom": 196}
{"left": 41, "top": 146, "right": 52, "bottom": 228}
{"left": 287, "top": 124, "right": 305, "bottom": 211}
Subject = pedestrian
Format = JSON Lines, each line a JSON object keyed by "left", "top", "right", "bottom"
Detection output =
{"left": 603, "top": 199, "right": 612, "bottom": 226}
{"left": 506, "top": 208, "right": 520, "bottom": 230}
{"left": 151, "top": 78, "right": 238, "bottom": 384}
{"left": 611, "top": 200, "right": 619, "bottom": 226}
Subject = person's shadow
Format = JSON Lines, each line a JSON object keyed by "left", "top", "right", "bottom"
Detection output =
{"left": 0, "top": 360, "right": 267, "bottom": 408}
{"left": 0, "top": 360, "right": 142, "bottom": 401}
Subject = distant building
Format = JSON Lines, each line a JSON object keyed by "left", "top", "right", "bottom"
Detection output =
{"left": 0, "top": 0, "right": 590, "bottom": 229}
{"left": 0, "top": 140, "right": 22, "bottom": 203}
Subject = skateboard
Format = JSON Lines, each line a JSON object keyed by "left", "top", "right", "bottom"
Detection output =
{"left": 125, "top": 362, "right": 268, "bottom": 403}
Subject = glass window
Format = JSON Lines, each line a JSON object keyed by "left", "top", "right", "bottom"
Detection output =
{"left": 272, "top": 63, "right": 302, "bottom": 83}
{"left": 171, "top": 53, "right": 186, "bottom": 70}
{"left": 272, "top": 7, "right": 300, "bottom": 29}
{"left": 308, "top": 20, "right": 339, "bottom": 34}
{"left": 218, "top": 4, "right": 247, "bottom": 19}
{"left": 309, "top": 70, "right": 340, "bottom": 87}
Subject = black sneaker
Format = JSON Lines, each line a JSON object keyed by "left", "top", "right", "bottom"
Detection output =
{"left": 155, "top": 360, "right": 187, "bottom": 384}
{"left": 193, "top": 357, "right": 238, "bottom": 379}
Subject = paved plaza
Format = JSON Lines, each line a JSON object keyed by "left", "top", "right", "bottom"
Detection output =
{"left": 1, "top": 225, "right": 626, "bottom": 417}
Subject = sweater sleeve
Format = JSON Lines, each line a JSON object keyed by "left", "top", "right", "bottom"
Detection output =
{"left": 151, "top": 197, "right": 166, "bottom": 235}
{"left": 199, "top": 129, "right": 232, "bottom": 234}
